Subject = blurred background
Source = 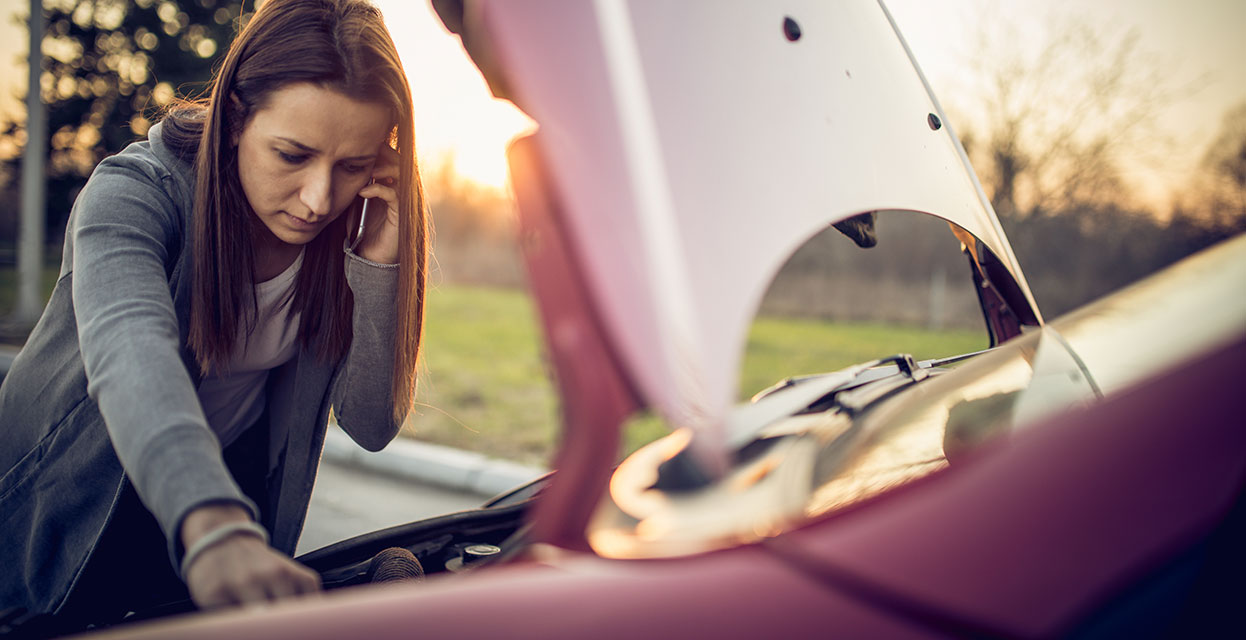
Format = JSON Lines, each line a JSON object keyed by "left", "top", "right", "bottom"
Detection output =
{"left": 0, "top": 0, "right": 1242, "bottom": 464}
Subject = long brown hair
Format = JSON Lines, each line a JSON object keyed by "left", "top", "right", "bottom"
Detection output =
{"left": 166, "top": 0, "right": 426, "bottom": 423}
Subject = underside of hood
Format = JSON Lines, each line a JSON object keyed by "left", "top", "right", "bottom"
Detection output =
{"left": 432, "top": 0, "right": 1042, "bottom": 546}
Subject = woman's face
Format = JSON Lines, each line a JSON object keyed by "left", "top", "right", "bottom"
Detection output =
{"left": 236, "top": 82, "right": 393, "bottom": 248}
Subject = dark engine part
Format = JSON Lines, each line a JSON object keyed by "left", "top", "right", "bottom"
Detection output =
{"left": 299, "top": 495, "right": 533, "bottom": 589}
{"left": 367, "top": 548, "right": 425, "bottom": 583}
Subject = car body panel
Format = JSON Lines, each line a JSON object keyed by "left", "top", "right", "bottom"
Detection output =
{"left": 777, "top": 332, "right": 1245, "bottom": 638}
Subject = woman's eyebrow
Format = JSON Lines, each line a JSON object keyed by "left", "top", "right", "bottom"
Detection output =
{"left": 274, "top": 136, "right": 376, "bottom": 162}
{"left": 275, "top": 136, "right": 317, "bottom": 153}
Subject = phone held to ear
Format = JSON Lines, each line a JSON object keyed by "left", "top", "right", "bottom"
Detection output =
{"left": 347, "top": 179, "right": 374, "bottom": 252}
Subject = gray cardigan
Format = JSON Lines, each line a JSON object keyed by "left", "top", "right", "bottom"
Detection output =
{"left": 0, "top": 121, "right": 404, "bottom": 614}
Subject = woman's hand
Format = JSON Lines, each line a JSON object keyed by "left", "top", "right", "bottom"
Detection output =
{"left": 354, "top": 144, "right": 402, "bottom": 265}
{"left": 180, "top": 504, "right": 321, "bottom": 609}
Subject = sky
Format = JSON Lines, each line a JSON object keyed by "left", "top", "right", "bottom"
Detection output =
{"left": 1, "top": 0, "right": 1243, "bottom": 206}
{"left": 886, "top": 0, "right": 1246, "bottom": 210}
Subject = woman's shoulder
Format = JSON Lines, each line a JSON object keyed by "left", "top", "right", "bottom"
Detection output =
{"left": 101, "top": 120, "right": 194, "bottom": 180}
{"left": 85, "top": 121, "right": 196, "bottom": 216}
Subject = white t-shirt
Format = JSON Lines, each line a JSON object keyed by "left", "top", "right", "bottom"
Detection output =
{"left": 197, "top": 250, "right": 303, "bottom": 447}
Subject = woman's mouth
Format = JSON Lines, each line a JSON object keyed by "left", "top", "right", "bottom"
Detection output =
{"left": 284, "top": 213, "right": 317, "bottom": 229}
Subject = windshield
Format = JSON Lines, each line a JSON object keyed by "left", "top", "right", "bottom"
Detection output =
{"left": 806, "top": 327, "right": 1099, "bottom": 517}
{"left": 588, "top": 326, "right": 1099, "bottom": 559}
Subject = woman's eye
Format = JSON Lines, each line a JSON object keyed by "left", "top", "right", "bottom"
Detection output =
{"left": 278, "top": 151, "right": 308, "bottom": 165}
{"left": 342, "top": 164, "right": 369, "bottom": 174}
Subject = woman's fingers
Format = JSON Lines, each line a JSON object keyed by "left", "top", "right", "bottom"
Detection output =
{"left": 284, "top": 562, "right": 323, "bottom": 596}
{"left": 353, "top": 179, "right": 401, "bottom": 264}
{"left": 227, "top": 580, "right": 270, "bottom": 607}
{"left": 185, "top": 535, "right": 323, "bottom": 610}
{"left": 349, "top": 141, "right": 402, "bottom": 263}
{"left": 357, "top": 180, "right": 396, "bottom": 209}
{"left": 357, "top": 181, "right": 400, "bottom": 224}
{"left": 248, "top": 560, "right": 320, "bottom": 604}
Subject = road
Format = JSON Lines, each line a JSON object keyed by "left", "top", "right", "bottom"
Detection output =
{"left": 298, "top": 458, "right": 488, "bottom": 554}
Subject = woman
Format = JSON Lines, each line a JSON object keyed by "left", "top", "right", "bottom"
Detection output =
{"left": 0, "top": 0, "right": 426, "bottom": 621}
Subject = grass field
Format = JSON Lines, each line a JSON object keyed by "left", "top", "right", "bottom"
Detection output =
{"left": 407, "top": 284, "right": 558, "bottom": 465}
{"left": 409, "top": 284, "right": 986, "bottom": 466}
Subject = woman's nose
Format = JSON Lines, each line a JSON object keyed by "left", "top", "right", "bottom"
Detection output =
{"left": 300, "top": 168, "right": 334, "bottom": 217}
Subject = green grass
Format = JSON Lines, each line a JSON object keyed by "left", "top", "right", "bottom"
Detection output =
{"left": 408, "top": 284, "right": 986, "bottom": 466}
{"left": 740, "top": 317, "right": 985, "bottom": 397}
{"left": 404, "top": 284, "right": 560, "bottom": 465}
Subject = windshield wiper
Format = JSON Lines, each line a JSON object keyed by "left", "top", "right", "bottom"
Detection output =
{"left": 656, "top": 353, "right": 967, "bottom": 492}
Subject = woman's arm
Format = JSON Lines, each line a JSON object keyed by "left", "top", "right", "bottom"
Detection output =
{"left": 70, "top": 152, "right": 256, "bottom": 545}
{"left": 328, "top": 251, "right": 405, "bottom": 450}
{"left": 73, "top": 150, "right": 322, "bottom": 608}
{"left": 330, "top": 146, "right": 410, "bottom": 450}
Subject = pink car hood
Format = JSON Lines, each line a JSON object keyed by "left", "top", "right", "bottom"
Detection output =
{"left": 438, "top": 0, "right": 1042, "bottom": 543}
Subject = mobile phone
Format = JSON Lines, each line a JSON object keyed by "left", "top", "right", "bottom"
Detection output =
{"left": 347, "top": 180, "right": 374, "bottom": 252}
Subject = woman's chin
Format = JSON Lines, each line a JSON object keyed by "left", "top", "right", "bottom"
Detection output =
{"left": 257, "top": 214, "right": 325, "bottom": 247}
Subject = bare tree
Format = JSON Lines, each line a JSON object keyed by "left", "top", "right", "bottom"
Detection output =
{"left": 1198, "top": 102, "right": 1246, "bottom": 225}
{"left": 931, "top": 8, "right": 1237, "bottom": 317}
{"left": 953, "top": 10, "right": 1185, "bottom": 219}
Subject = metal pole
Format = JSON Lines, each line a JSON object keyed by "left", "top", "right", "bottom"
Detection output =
{"left": 15, "top": 0, "right": 46, "bottom": 324}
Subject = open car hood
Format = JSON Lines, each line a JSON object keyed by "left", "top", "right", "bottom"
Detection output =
{"left": 433, "top": 0, "right": 1042, "bottom": 547}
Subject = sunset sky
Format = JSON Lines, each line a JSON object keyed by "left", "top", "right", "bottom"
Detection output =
{"left": 0, "top": 0, "right": 1243, "bottom": 207}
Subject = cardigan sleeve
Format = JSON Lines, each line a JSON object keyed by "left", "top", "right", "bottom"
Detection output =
{"left": 329, "top": 249, "right": 406, "bottom": 451}
{"left": 70, "top": 151, "right": 257, "bottom": 555}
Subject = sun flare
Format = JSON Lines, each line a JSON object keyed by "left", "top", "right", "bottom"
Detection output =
{"left": 424, "top": 100, "right": 535, "bottom": 191}
{"left": 375, "top": 0, "right": 535, "bottom": 192}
